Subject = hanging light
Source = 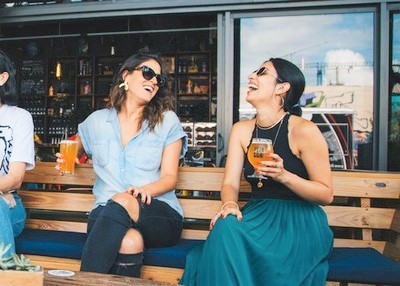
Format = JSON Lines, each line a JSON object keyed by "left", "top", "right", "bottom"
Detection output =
{"left": 56, "top": 61, "right": 62, "bottom": 79}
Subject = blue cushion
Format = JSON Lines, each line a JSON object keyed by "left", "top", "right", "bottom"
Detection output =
{"left": 16, "top": 230, "right": 400, "bottom": 285}
{"left": 16, "top": 229, "right": 202, "bottom": 269}
{"left": 15, "top": 229, "right": 86, "bottom": 259}
{"left": 328, "top": 247, "right": 400, "bottom": 284}
{"left": 144, "top": 239, "right": 202, "bottom": 268}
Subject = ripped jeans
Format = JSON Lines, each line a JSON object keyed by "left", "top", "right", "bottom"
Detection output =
{"left": 0, "top": 193, "right": 26, "bottom": 257}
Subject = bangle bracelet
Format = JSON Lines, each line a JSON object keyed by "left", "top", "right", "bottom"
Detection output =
{"left": 220, "top": 200, "right": 239, "bottom": 211}
{"left": 0, "top": 191, "right": 3, "bottom": 196}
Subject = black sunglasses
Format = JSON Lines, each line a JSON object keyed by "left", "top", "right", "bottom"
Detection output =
{"left": 134, "top": 65, "right": 167, "bottom": 88}
{"left": 254, "top": 67, "right": 284, "bottom": 83}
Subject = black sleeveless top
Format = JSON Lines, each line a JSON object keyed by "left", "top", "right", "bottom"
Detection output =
{"left": 244, "top": 113, "right": 309, "bottom": 201}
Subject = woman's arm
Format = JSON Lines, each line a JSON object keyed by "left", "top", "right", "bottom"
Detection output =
{"left": 266, "top": 118, "right": 333, "bottom": 205}
{"left": 0, "top": 162, "right": 27, "bottom": 193}
{"left": 220, "top": 121, "right": 249, "bottom": 204}
{"left": 138, "top": 138, "right": 183, "bottom": 199}
{"left": 209, "top": 121, "right": 252, "bottom": 228}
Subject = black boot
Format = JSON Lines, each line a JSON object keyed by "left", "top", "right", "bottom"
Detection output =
{"left": 109, "top": 252, "right": 144, "bottom": 278}
{"left": 81, "top": 200, "right": 132, "bottom": 273}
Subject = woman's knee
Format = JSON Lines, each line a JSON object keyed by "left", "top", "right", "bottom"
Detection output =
{"left": 214, "top": 215, "right": 240, "bottom": 231}
{"left": 112, "top": 193, "right": 139, "bottom": 221}
{"left": 120, "top": 228, "right": 144, "bottom": 254}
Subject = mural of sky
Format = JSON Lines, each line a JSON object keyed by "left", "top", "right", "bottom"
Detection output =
{"left": 240, "top": 12, "right": 374, "bottom": 87}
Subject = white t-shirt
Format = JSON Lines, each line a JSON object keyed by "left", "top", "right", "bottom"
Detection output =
{"left": 0, "top": 105, "right": 35, "bottom": 185}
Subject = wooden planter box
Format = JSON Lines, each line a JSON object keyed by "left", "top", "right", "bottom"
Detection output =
{"left": 0, "top": 267, "right": 43, "bottom": 286}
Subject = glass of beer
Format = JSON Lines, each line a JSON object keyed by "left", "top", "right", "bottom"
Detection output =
{"left": 59, "top": 140, "right": 78, "bottom": 174}
{"left": 247, "top": 138, "right": 274, "bottom": 180}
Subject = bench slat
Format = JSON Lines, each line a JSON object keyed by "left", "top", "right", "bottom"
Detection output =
{"left": 23, "top": 162, "right": 95, "bottom": 186}
{"left": 182, "top": 229, "right": 209, "bottom": 240}
{"left": 20, "top": 191, "right": 395, "bottom": 230}
{"left": 322, "top": 205, "right": 395, "bottom": 229}
{"left": 24, "top": 163, "right": 400, "bottom": 199}
{"left": 19, "top": 190, "right": 94, "bottom": 212}
{"left": 25, "top": 219, "right": 87, "bottom": 233}
{"left": 333, "top": 238, "right": 385, "bottom": 253}
{"left": 176, "top": 167, "right": 224, "bottom": 191}
{"left": 332, "top": 171, "right": 400, "bottom": 199}
{"left": 24, "top": 254, "right": 81, "bottom": 271}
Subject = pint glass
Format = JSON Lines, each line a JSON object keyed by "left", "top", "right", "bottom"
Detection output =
{"left": 247, "top": 138, "right": 274, "bottom": 179}
{"left": 59, "top": 140, "right": 78, "bottom": 174}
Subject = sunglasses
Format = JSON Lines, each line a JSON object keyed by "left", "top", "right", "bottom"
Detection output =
{"left": 254, "top": 67, "right": 284, "bottom": 83}
{"left": 134, "top": 65, "right": 167, "bottom": 88}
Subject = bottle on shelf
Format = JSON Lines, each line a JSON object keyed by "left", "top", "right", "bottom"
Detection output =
{"left": 188, "top": 56, "right": 198, "bottom": 73}
{"left": 49, "top": 85, "right": 54, "bottom": 96}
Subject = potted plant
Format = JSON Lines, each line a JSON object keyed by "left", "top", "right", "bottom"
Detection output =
{"left": 0, "top": 242, "right": 43, "bottom": 286}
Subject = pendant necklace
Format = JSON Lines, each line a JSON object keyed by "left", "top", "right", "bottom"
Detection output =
{"left": 254, "top": 113, "right": 286, "bottom": 188}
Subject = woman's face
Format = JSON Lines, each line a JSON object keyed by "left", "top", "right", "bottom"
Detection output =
{"left": 124, "top": 59, "right": 162, "bottom": 104}
{"left": 246, "top": 61, "right": 282, "bottom": 106}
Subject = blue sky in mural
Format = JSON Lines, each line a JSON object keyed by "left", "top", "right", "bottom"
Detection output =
{"left": 241, "top": 12, "right": 374, "bottom": 86}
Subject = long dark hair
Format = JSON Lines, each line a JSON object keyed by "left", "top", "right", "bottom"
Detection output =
{"left": 108, "top": 53, "right": 175, "bottom": 131}
{"left": 269, "top": 58, "right": 305, "bottom": 116}
{"left": 0, "top": 50, "right": 17, "bottom": 106}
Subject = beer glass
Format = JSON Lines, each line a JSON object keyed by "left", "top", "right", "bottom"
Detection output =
{"left": 59, "top": 140, "right": 78, "bottom": 174}
{"left": 247, "top": 138, "right": 274, "bottom": 183}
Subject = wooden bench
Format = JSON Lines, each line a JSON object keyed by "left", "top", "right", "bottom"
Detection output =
{"left": 17, "top": 162, "right": 400, "bottom": 285}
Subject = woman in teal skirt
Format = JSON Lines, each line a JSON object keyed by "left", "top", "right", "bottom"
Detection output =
{"left": 180, "top": 58, "right": 333, "bottom": 285}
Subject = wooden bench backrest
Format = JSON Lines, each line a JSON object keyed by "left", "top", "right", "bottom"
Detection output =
{"left": 20, "top": 162, "right": 400, "bottom": 259}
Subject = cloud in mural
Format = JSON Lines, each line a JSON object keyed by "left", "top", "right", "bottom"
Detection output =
{"left": 323, "top": 49, "right": 373, "bottom": 86}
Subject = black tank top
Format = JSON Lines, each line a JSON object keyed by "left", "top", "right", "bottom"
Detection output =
{"left": 244, "top": 113, "right": 309, "bottom": 201}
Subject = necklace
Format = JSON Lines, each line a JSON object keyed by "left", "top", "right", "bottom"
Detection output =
{"left": 254, "top": 113, "right": 287, "bottom": 188}
{"left": 256, "top": 113, "right": 286, "bottom": 147}
{"left": 256, "top": 112, "right": 287, "bottom": 131}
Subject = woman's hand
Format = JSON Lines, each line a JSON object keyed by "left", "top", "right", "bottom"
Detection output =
{"left": 209, "top": 203, "right": 242, "bottom": 231}
{"left": 256, "top": 153, "right": 286, "bottom": 181}
{"left": 54, "top": 152, "right": 80, "bottom": 175}
{"left": 1, "top": 193, "right": 16, "bottom": 208}
{"left": 125, "top": 186, "right": 152, "bottom": 205}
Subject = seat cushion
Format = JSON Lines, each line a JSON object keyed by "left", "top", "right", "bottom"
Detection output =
{"left": 328, "top": 247, "right": 400, "bottom": 284}
{"left": 16, "top": 230, "right": 202, "bottom": 269}
{"left": 15, "top": 229, "right": 86, "bottom": 259}
{"left": 144, "top": 239, "right": 202, "bottom": 268}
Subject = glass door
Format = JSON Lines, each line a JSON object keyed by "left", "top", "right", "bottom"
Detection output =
{"left": 236, "top": 11, "right": 375, "bottom": 170}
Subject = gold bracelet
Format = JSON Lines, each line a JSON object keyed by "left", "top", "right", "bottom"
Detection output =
{"left": 220, "top": 201, "right": 239, "bottom": 211}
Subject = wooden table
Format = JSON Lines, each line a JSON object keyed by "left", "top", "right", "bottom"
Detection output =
{"left": 44, "top": 269, "right": 175, "bottom": 285}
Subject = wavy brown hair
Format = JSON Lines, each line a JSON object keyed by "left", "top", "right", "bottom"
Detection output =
{"left": 107, "top": 53, "right": 175, "bottom": 131}
{"left": 0, "top": 50, "right": 17, "bottom": 106}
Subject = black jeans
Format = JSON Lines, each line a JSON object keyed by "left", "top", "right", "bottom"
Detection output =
{"left": 87, "top": 198, "right": 183, "bottom": 248}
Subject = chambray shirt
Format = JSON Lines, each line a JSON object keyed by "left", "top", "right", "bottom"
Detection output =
{"left": 78, "top": 108, "right": 187, "bottom": 217}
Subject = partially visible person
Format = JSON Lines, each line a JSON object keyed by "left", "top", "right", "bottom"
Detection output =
{"left": 57, "top": 53, "right": 187, "bottom": 278}
{"left": 0, "top": 50, "right": 35, "bottom": 257}
{"left": 181, "top": 58, "right": 333, "bottom": 285}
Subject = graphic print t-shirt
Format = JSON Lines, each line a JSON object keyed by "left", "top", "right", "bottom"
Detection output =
{"left": 0, "top": 105, "right": 35, "bottom": 180}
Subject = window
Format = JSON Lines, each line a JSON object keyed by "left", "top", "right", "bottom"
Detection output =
{"left": 237, "top": 12, "right": 374, "bottom": 170}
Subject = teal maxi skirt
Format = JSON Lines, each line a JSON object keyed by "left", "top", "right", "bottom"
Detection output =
{"left": 180, "top": 199, "right": 333, "bottom": 286}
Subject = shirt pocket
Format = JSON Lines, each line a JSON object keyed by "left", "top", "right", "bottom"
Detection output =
{"left": 92, "top": 140, "right": 109, "bottom": 167}
{"left": 134, "top": 145, "right": 163, "bottom": 171}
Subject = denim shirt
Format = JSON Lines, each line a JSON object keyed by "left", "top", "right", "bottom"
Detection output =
{"left": 78, "top": 108, "right": 187, "bottom": 217}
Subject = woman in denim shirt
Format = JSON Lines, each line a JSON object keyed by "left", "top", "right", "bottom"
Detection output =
{"left": 0, "top": 50, "right": 35, "bottom": 257}
{"left": 72, "top": 54, "right": 187, "bottom": 278}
